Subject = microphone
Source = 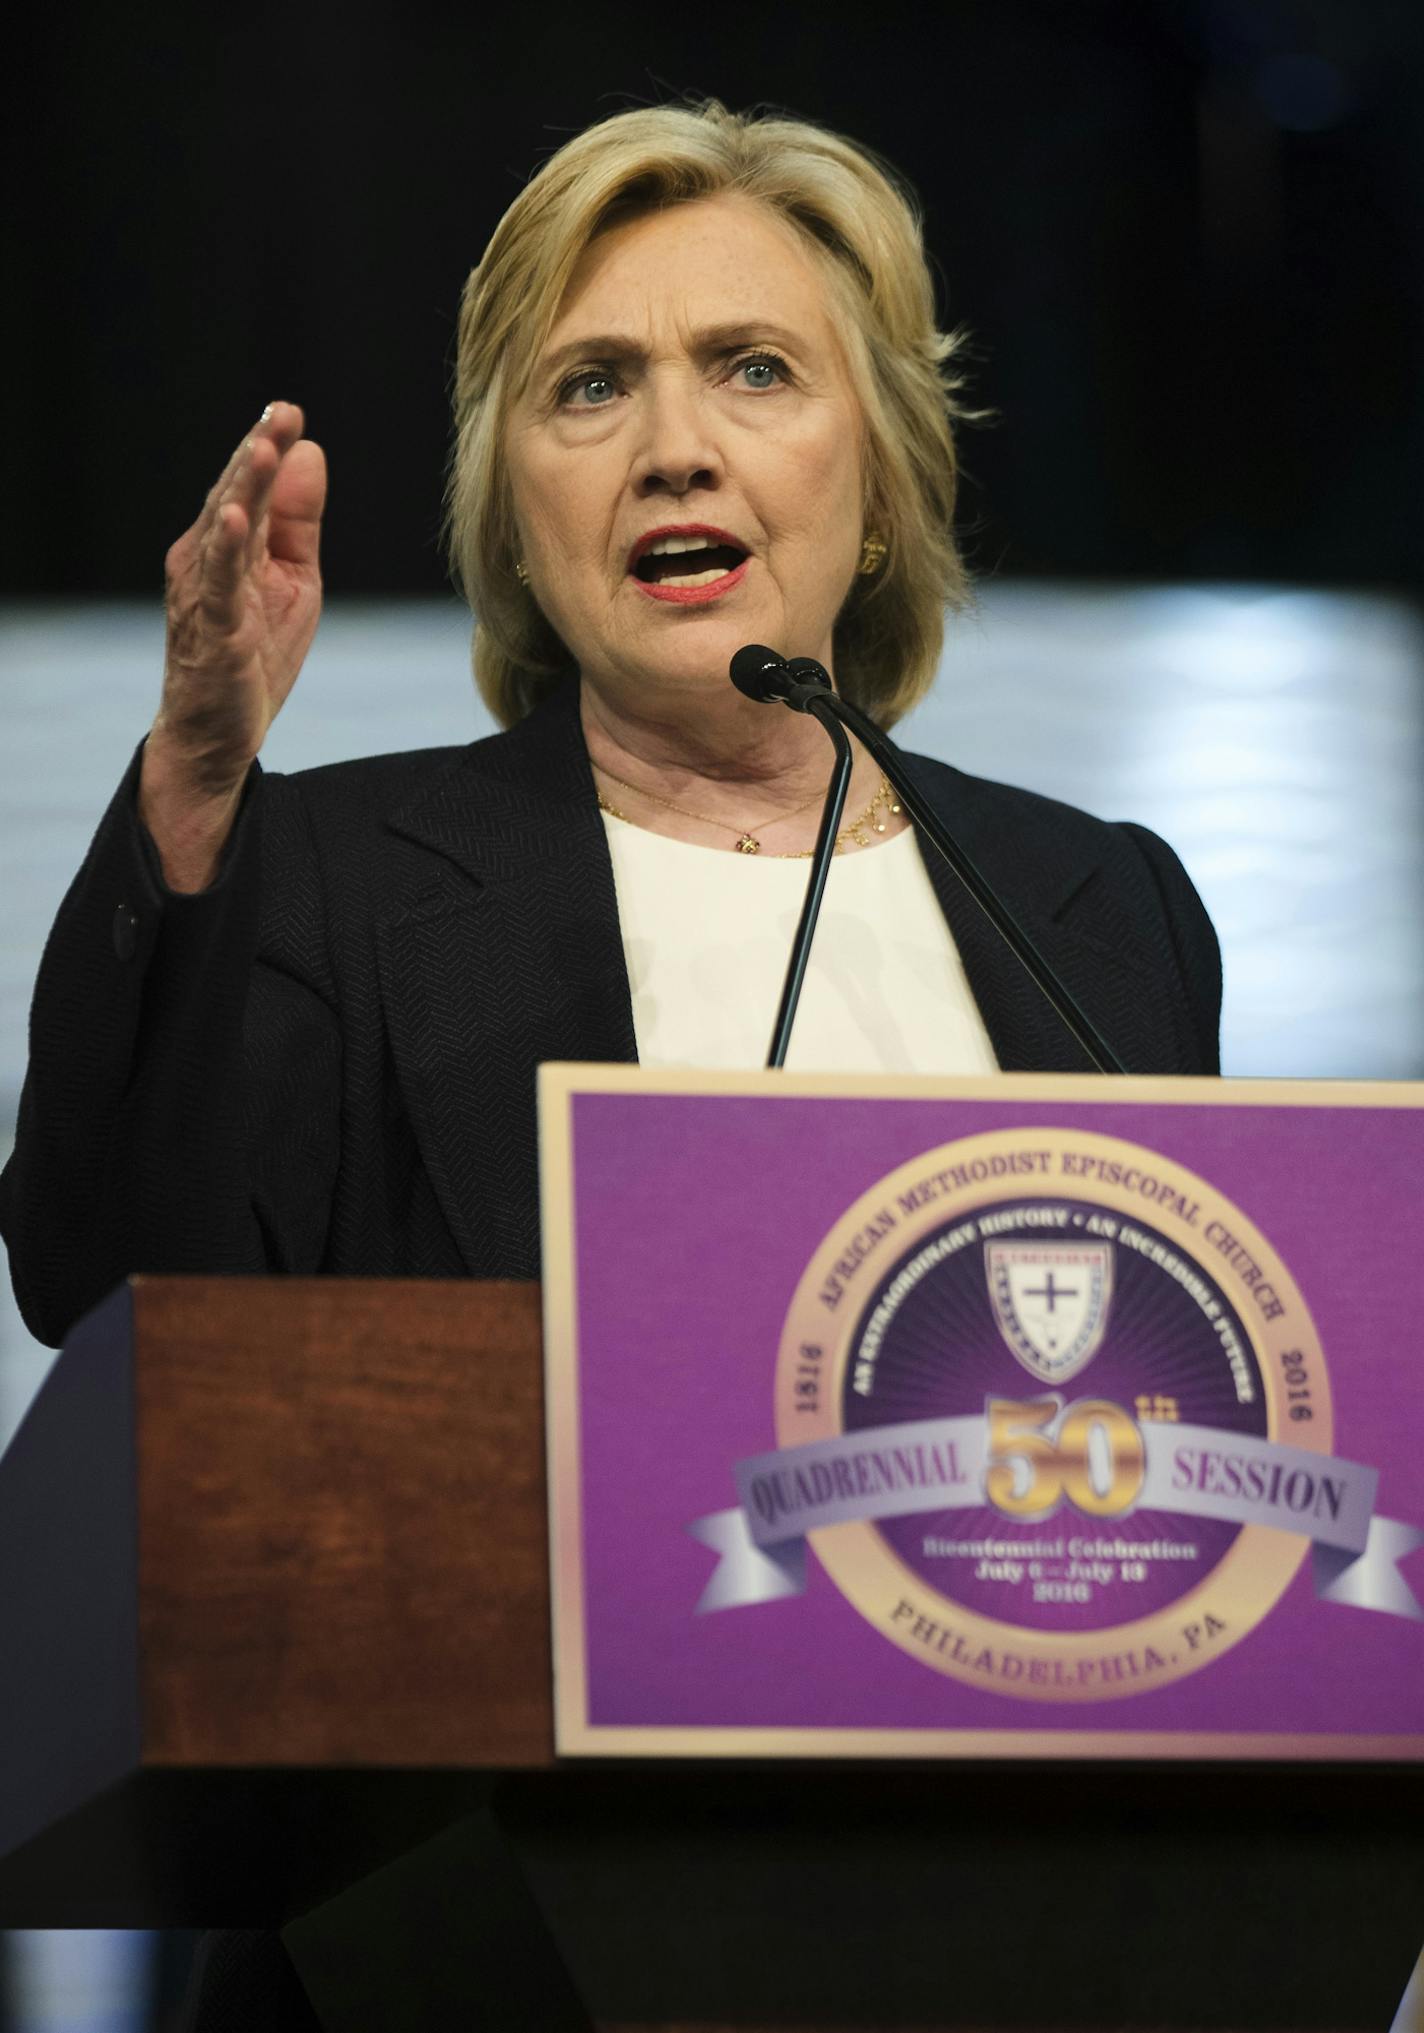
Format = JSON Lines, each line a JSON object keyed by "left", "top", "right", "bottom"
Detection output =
{"left": 729, "top": 646, "right": 853, "bottom": 1068}
{"left": 731, "top": 643, "right": 1129, "bottom": 1075}
{"left": 729, "top": 643, "right": 830, "bottom": 713}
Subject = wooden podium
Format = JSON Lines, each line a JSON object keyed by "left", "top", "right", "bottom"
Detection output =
{"left": 2, "top": 1275, "right": 1422, "bottom": 2032}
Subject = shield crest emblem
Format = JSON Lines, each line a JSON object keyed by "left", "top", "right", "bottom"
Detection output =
{"left": 985, "top": 1243, "right": 1114, "bottom": 1386}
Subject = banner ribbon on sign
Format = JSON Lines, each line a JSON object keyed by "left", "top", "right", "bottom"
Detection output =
{"left": 686, "top": 1415, "right": 1424, "bottom": 1619}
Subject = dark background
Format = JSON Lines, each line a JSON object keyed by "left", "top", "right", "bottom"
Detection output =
{"left": 7, "top": 0, "right": 1424, "bottom": 600}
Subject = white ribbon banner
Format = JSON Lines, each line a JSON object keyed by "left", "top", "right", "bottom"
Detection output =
{"left": 686, "top": 1414, "right": 1423, "bottom": 1619}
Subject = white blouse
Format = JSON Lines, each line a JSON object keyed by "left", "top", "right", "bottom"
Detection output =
{"left": 600, "top": 813, "right": 1000, "bottom": 1075}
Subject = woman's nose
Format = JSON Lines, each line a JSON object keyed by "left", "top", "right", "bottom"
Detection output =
{"left": 630, "top": 376, "right": 722, "bottom": 498}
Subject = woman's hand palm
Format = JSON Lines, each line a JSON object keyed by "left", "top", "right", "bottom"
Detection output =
{"left": 159, "top": 404, "right": 327, "bottom": 789}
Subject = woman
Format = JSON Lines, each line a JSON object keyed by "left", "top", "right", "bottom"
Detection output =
{"left": 0, "top": 99, "right": 1219, "bottom": 2028}
{"left": 1, "top": 102, "right": 1218, "bottom": 1353}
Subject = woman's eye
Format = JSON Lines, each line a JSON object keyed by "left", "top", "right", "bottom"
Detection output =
{"left": 735, "top": 354, "right": 786, "bottom": 391}
{"left": 560, "top": 373, "right": 618, "bottom": 408}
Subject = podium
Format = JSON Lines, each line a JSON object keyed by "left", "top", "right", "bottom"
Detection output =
{"left": 2, "top": 1273, "right": 1422, "bottom": 2031}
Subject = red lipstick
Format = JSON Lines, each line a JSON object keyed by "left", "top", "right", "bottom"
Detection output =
{"left": 634, "top": 560, "right": 750, "bottom": 605}
{"left": 627, "top": 523, "right": 751, "bottom": 606}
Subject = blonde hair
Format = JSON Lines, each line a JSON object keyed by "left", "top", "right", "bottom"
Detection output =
{"left": 448, "top": 101, "right": 974, "bottom": 728}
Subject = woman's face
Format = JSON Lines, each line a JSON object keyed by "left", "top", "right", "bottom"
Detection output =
{"left": 505, "top": 194, "right": 867, "bottom": 716}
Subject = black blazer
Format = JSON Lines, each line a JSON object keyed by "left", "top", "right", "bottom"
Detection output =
{"left": 1, "top": 681, "right": 1220, "bottom": 1349}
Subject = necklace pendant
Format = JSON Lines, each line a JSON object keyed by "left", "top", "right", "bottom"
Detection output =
{"left": 737, "top": 834, "right": 761, "bottom": 855}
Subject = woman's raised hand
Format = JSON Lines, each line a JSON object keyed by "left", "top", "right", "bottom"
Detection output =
{"left": 140, "top": 402, "right": 327, "bottom": 891}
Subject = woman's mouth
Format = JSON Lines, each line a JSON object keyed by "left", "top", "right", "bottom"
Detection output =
{"left": 629, "top": 529, "right": 750, "bottom": 605}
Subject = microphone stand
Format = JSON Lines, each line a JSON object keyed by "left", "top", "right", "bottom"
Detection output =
{"left": 768, "top": 666, "right": 1129, "bottom": 1075}
{"left": 765, "top": 700, "right": 853, "bottom": 1068}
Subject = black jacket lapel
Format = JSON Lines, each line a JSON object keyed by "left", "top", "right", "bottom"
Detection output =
{"left": 376, "top": 688, "right": 636, "bottom": 1275}
{"left": 898, "top": 750, "right": 1156, "bottom": 1075}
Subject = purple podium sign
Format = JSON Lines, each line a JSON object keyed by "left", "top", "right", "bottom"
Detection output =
{"left": 538, "top": 1067, "right": 1424, "bottom": 1758}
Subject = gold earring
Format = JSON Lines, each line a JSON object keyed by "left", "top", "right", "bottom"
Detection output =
{"left": 514, "top": 559, "right": 529, "bottom": 585}
{"left": 857, "top": 533, "right": 887, "bottom": 577}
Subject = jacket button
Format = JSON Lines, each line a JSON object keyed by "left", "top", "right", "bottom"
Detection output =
{"left": 113, "top": 905, "right": 138, "bottom": 962}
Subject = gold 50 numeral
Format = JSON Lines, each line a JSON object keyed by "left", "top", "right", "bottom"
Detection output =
{"left": 984, "top": 1396, "right": 1146, "bottom": 1520}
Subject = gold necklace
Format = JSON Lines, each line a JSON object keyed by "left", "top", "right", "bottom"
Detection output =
{"left": 593, "top": 763, "right": 825, "bottom": 855}
{"left": 776, "top": 775, "right": 902, "bottom": 858}
{"left": 595, "top": 766, "right": 901, "bottom": 857}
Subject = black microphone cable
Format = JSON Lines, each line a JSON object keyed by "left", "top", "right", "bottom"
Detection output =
{"left": 729, "top": 644, "right": 850, "bottom": 1068}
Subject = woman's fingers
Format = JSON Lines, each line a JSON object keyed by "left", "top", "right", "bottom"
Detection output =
{"left": 266, "top": 438, "right": 328, "bottom": 567}
{"left": 229, "top": 408, "right": 299, "bottom": 570}
{"left": 234, "top": 407, "right": 314, "bottom": 575}
{"left": 176, "top": 403, "right": 318, "bottom": 622}
{"left": 197, "top": 410, "right": 270, "bottom": 534}
{"left": 197, "top": 401, "right": 305, "bottom": 550}
{"left": 240, "top": 434, "right": 282, "bottom": 576}
{"left": 196, "top": 499, "right": 250, "bottom": 633}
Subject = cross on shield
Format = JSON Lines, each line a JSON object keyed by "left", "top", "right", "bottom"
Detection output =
{"left": 985, "top": 1243, "right": 1114, "bottom": 1386}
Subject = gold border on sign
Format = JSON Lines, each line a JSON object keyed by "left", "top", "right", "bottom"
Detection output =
{"left": 776, "top": 1126, "right": 1332, "bottom": 1701}
{"left": 541, "top": 1721, "right": 1424, "bottom": 1759}
{"left": 538, "top": 1065, "right": 589, "bottom": 1755}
